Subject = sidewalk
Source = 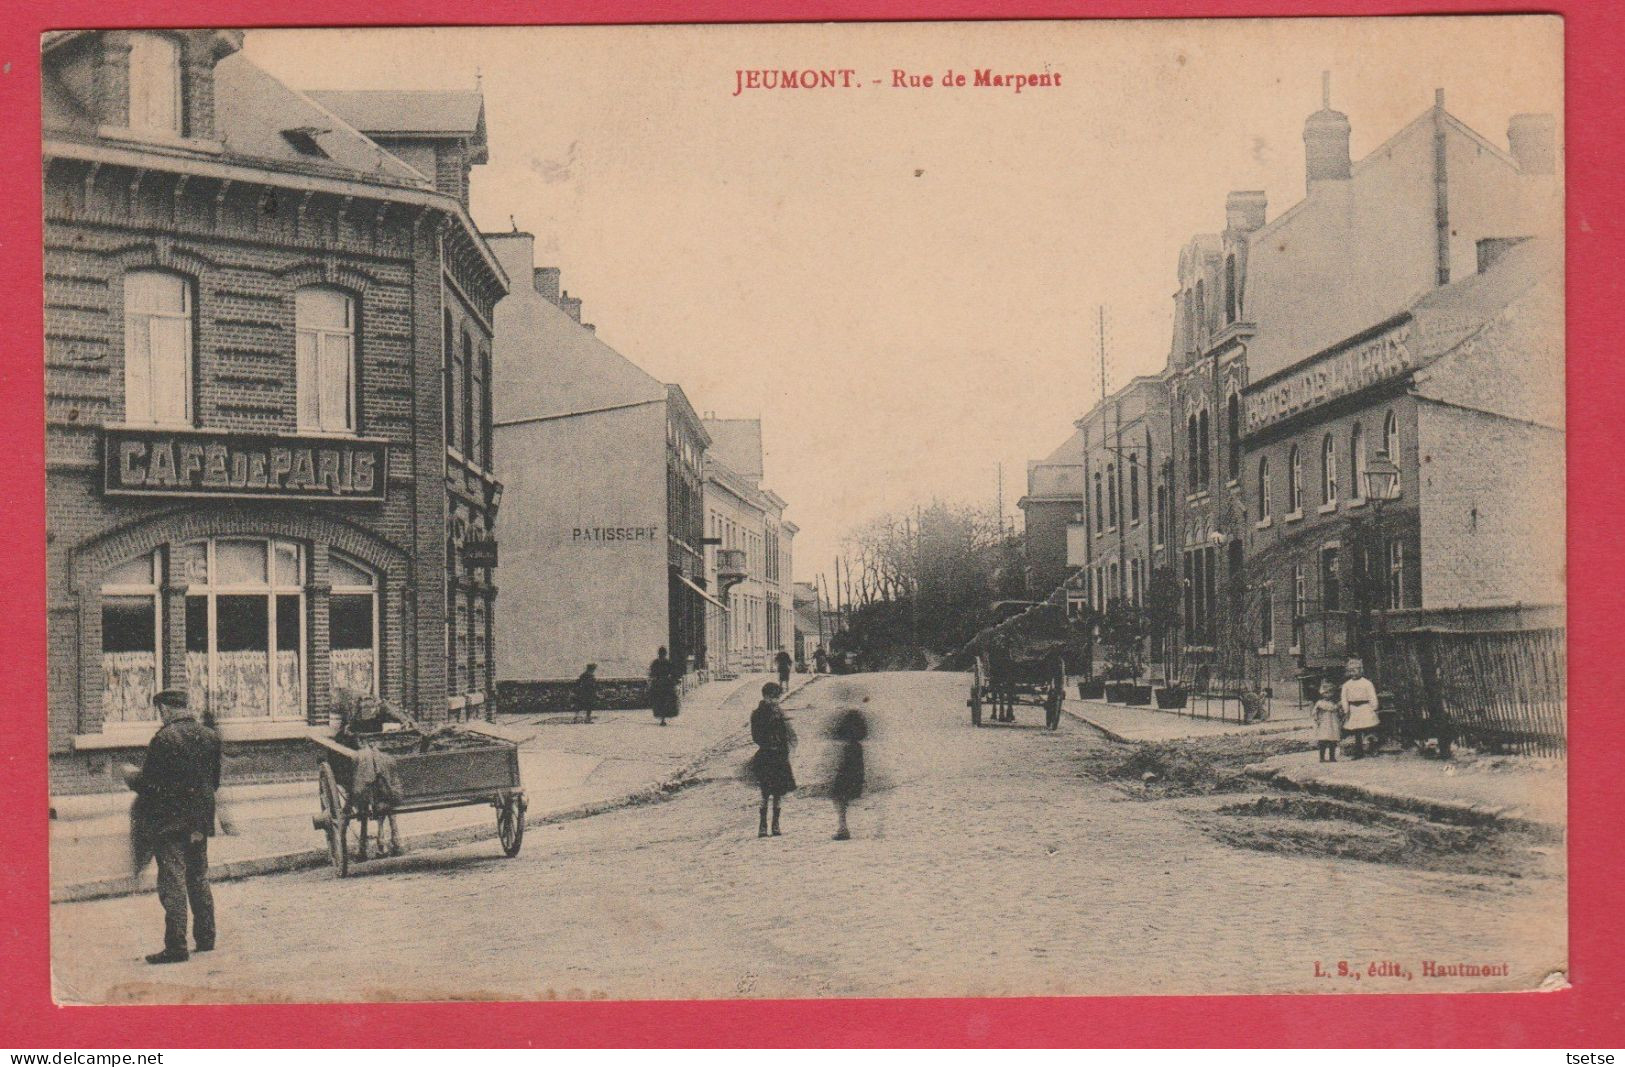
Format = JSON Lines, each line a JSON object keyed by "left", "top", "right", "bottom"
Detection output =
{"left": 50, "top": 671, "right": 817, "bottom": 902}
{"left": 1066, "top": 697, "right": 1312, "bottom": 744}
{"left": 1244, "top": 747, "right": 1566, "bottom": 834}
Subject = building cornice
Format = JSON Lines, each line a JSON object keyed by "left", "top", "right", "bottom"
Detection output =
{"left": 43, "top": 135, "right": 509, "bottom": 294}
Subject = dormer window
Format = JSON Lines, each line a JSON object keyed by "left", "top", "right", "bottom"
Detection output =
{"left": 127, "top": 33, "right": 182, "bottom": 135}
{"left": 282, "top": 128, "right": 330, "bottom": 158}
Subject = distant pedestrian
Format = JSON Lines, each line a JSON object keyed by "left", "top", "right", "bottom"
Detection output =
{"left": 775, "top": 648, "right": 793, "bottom": 689}
{"left": 1313, "top": 678, "right": 1344, "bottom": 762}
{"left": 572, "top": 663, "right": 599, "bottom": 724}
{"left": 813, "top": 646, "right": 828, "bottom": 674}
{"left": 828, "top": 704, "right": 869, "bottom": 840}
{"left": 1341, "top": 658, "right": 1381, "bottom": 759}
{"left": 124, "top": 688, "right": 220, "bottom": 964}
{"left": 649, "top": 647, "right": 681, "bottom": 726}
{"left": 748, "top": 682, "right": 796, "bottom": 837}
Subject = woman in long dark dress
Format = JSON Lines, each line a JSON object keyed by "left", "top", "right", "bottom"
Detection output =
{"left": 829, "top": 706, "right": 868, "bottom": 841}
{"left": 648, "top": 647, "right": 680, "bottom": 726}
{"left": 748, "top": 682, "right": 796, "bottom": 837}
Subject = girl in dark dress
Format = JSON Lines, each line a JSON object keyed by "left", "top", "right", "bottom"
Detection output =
{"left": 829, "top": 706, "right": 869, "bottom": 840}
{"left": 648, "top": 647, "right": 681, "bottom": 726}
{"left": 748, "top": 682, "right": 796, "bottom": 837}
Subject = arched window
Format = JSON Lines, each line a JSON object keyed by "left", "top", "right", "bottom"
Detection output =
{"left": 1106, "top": 463, "right": 1118, "bottom": 528}
{"left": 127, "top": 33, "right": 181, "bottom": 134}
{"left": 123, "top": 270, "right": 192, "bottom": 426}
{"left": 1129, "top": 454, "right": 1141, "bottom": 523}
{"left": 1187, "top": 414, "right": 1200, "bottom": 492}
{"left": 1198, "top": 408, "right": 1211, "bottom": 487}
{"left": 1194, "top": 280, "right": 1206, "bottom": 345}
{"left": 462, "top": 330, "right": 476, "bottom": 460}
{"left": 1093, "top": 471, "right": 1104, "bottom": 533}
{"left": 1227, "top": 392, "right": 1241, "bottom": 480}
{"left": 296, "top": 287, "right": 356, "bottom": 432}
{"left": 443, "top": 311, "right": 457, "bottom": 449}
{"left": 1258, "top": 456, "right": 1272, "bottom": 521}
{"left": 329, "top": 552, "right": 379, "bottom": 699}
{"left": 1288, "top": 444, "right": 1302, "bottom": 514}
{"left": 1382, "top": 409, "right": 1399, "bottom": 461}
{"left": 1350, "top": 423, "right": 1367, "bottom": 502}
{"left": 1321, "top": 433, "right": 1338, "bottom": 506}
{"left": 457, "top": 330, "right": 474, "bottom": 454}
{"left": 101, "top": 550, "right": 163, "bottom": 723}
{"left": 1155, "top": 480, "right": 1168, "bottom": 546}
{"left": 1224, "top": 254, "right": 1238, "bottom": 324}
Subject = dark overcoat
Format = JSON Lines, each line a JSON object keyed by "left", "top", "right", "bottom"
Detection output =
{"left": 748, "top": 700, "right": 797, "bottom": 796}
{"left": 131, "top": 715, "right": 222, "bottom": 840}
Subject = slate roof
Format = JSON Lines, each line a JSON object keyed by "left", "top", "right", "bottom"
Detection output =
{"left": 308, "top": 90, "right": 488, "bottom": 162}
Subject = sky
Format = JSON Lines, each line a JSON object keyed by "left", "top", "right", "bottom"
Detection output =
{"left": 245, "top": 17, "right": 1561, "bottom": 585}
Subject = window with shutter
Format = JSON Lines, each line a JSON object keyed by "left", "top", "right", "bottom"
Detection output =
{"left": 296, "top": 287, "right": 356, "bottom": 432}
{"left": 127, "top": 34, "right": 182, "bottom": 135}
{"left": 123, "top": 271, "right": 191, "bottom": 426}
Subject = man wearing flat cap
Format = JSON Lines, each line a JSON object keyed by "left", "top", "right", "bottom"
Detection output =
{"left": 127, "top": 688, "right": 221, "bottom": 964}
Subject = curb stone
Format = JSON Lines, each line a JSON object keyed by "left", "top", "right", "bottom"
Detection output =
{"left": 1241, "top": 763, "right": 1563, "bottom": 840}
{"left": 1065, "top": 706, "right": 1311, "bottom": 745}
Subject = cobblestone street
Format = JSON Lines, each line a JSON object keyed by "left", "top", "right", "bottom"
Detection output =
{"left": 51, "top": 672, "right": 1564, "bottom": 1003}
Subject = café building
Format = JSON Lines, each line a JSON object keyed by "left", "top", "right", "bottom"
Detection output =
{"left": 43, "top": 30, "right": 507, "bottom": 792}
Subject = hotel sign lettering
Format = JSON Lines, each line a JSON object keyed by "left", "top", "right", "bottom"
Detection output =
{"left": 104, "top": 427, "right": 388, "bottom": 502}
{"left": 1246, "top": 322, "right": 1415, "bottom": 435}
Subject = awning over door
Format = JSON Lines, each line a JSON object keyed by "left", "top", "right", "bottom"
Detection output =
{"left": 675, "top": 570, "right": 728, "bottom": 611}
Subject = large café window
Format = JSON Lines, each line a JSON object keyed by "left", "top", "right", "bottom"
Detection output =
{"left": 99, "top": 540, "right": 382, "bottom": 727}
{"left": 329, "top": 552, "right": 379, "bottom": 698}
{"left": 101, "top": 551, "right": 163, "bottom": 723}
{"left": 182, "top": 538, "right": 306, "bottom": 720}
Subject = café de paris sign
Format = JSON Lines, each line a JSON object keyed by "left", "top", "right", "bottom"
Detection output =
{"left": 1245, "top": 319, "right": 1416, "bottom": 436}
{"left": 103, "top": 426, "right": 389, "bottom": 503}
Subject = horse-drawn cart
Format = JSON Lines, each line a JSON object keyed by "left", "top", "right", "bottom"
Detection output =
{"left": 961, "top": 602, "right": 1073, "bottom": 731}
{"left": 310, "top": 708, "right": 526, "bottom": 877}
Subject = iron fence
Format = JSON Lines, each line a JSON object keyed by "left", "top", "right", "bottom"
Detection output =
{"left": 1374, "top": 626, "right": 1566, "bottom": 756}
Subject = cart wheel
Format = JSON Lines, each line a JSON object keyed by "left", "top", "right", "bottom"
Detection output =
{"left": 497, "top": 796, "right": 525, "bottom": 857}
{"left": 318, "top": 763, "right": 349, "bottom": 877}
{"left": 969, "top": 664, "right": 983, "bottom": 726}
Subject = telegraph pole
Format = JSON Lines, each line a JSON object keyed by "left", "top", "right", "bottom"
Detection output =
{"left": 997, "top": 462, "right": 1005, "bottom": 535}
{"left": 1098, "top": 305, "right": 1108, "bottom": 405}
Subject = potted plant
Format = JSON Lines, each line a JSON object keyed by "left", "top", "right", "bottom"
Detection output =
{"left": 1078, "top": 677, "right": 1106, "bottom": 700}
{"left": 1126, "top": 680, "right": 1154, "bottom": 706}
{"left": 1099, "top": 601, "right": 1148, "bottom": 703}
{"left": 1154, "top": 683, "right": 1189, "bottom": 709}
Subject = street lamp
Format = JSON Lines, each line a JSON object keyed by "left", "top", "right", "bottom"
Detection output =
{"left": 1360, "top": 449, "right": 1403, "bottom": 745}
{"left": 1363, "top": 450, "right": 1401, "bottom": 506}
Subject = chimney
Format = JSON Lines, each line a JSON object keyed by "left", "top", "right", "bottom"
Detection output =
{"left": 533, "top": 267, "right": 561, "bottom": 304}
{"left": 560, "top": 292, "right": 583, "bottom": 323}
{"left": 1303, "top": 71, "right": 1352, "bottom": 191}
{"left": 1225, "top": 190, "right": 1267, "bottom": 233}
{"left": 1507, "top": 113, "right": 1555, "bottom": 175}
{"left": 1476, "top": 236, "right": 1530, "bottom": 274}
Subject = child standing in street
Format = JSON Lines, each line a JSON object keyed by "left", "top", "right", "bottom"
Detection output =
{"left": 748, "top": 682, "right": 796, "bottom": 837}
{"left": 828, "top": 705, "right": 869, "bottom": 841}
{"left": 1313, "top": 678, "right": 1345, "bottom": 762}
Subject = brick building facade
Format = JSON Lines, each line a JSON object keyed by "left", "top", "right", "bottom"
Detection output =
{"left": 43, "top": 31, "right": 506, "bottom": 792}
{"left": 1021, "top": 85, "right": 1560, "bottom": 697}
